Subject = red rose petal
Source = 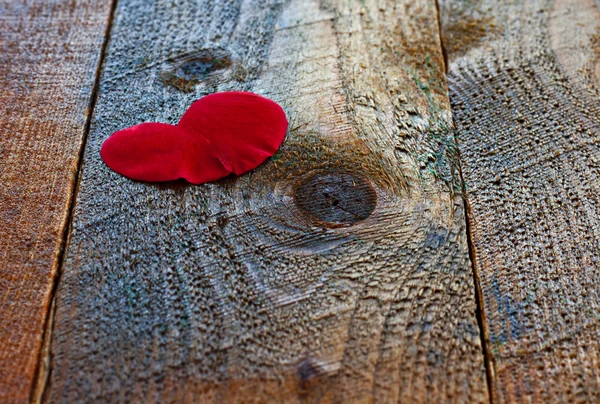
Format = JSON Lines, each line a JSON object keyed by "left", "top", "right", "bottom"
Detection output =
{"left": 178, "top": 91, "right": 288, "bottom": 176}
{"left": 100, "top": 123, "right": 229, "bottom": 184}
{"left": 100, "top": 92, "right": 287, "bottom": 184}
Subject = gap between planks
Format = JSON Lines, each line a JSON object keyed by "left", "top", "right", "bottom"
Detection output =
{"left": 31, "top": 0, "right": 121, "bottom": 402}
{"left": 433, "top": 0, "right": 494, "bottom": 401}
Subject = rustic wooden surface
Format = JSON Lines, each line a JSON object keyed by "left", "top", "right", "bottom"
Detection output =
{"left": 44, "top": 0, "right": 488, "bottom": 402}
{"left": 440, "top": 0, "right": 600, "bottom": 402}
{"left": 0, "top": 0, "right": 112, "bottom": 402}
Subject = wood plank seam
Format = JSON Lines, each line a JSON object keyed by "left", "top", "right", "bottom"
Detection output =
{"left": 457, "top": 159, "right": 495, "bottom": 404}
{"left": 32, "top": 0, "right": 121, "bottom": 401}
{"left": 434, "top": 0, "right": 449, "bottom": 75}
{"left": 432, "top": 1, "right": 494, "bottom": 401}
{"left": 0, "top": 0, "right": 117, "bottom": 400}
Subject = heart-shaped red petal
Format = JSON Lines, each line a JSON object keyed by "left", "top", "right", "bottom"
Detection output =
{"left": 178, "top": 92, "right": 288, "bottom": 175}
{"left": 101, "top": 92, "right": 288, "bottom": 184}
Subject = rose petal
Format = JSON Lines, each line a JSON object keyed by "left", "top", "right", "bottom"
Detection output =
{"left": 100, "top": 122, "right": 229, "bottom": 184}
{"left": 178, "top": 91, "right": 288, "bottom": 176}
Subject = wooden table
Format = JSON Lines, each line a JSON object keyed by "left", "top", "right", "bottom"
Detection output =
{"left": 1, "top": 0, "right": 599, "bottom": 402}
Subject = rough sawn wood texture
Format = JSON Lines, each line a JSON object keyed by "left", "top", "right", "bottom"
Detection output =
{"left": 0, "top": 0, "right": 112, "bottom": 401}
{"left": 440, "top": 0, "right": 600, "bottom": 402}
{"left": 46, "top": 0, "right": 488, "bottom": 402}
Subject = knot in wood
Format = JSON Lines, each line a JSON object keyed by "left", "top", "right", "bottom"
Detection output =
{"left": 178, "top": 53, "right": 229, "bottom": 78}
{"left": 294, "top": 171, "right": 376, "bottom": 227}
{"left": 160, "top": 48, "right": 231, "bottom": 92}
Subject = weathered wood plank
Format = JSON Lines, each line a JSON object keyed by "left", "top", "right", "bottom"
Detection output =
{"left": 440, "top": 0, "right": 600, "bottom": 401}
{"left": 47, "top": 0, "right": 488, "bottom": 402}
{"left": 0, "top": 1, "right": 112, "bottom": 401}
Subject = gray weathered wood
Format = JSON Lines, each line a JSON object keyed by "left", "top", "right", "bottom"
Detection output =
{"left": 46, "top": 0, "right": 488, "bottom": 402}
{"left": 440, "top": 0, "right": 600, "bottom": 402}
{"left": 0, "top": 0, "right": 112, "bottom": 401}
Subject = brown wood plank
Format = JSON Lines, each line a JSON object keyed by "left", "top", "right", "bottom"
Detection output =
{"left": 440, "top": 0, "right": 600, "bottom": 402}
{"left": 46, "top": 0, "right": 488, "bottom": 402}
{"left": 0, "top": 0, "right": 113, "bottom": 402}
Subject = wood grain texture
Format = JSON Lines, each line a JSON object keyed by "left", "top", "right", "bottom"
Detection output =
{"left": 47, "top": 0, "right": 488, "bottom": 402}
{"left": 0, "top": 1, "right": 112, "bottom": 402}
{"left": 440, "top": 0, "right": 600, "bottom": 402}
